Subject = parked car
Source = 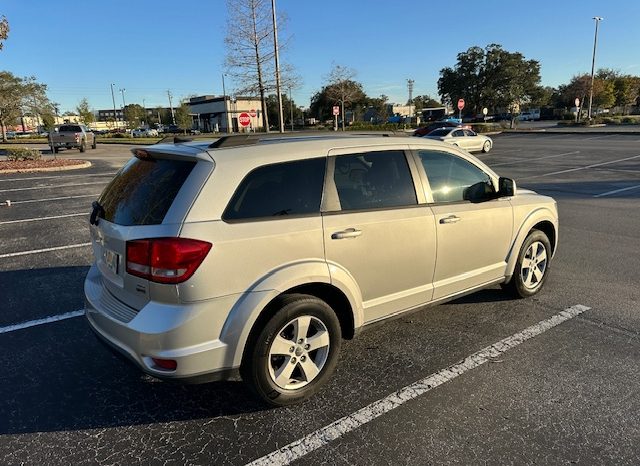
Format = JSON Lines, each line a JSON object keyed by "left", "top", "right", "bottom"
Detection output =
{"left": 132, "top": 128, "right": 159, "bottom": 138}
{"left": 423, "top": 127, "right": 493, "bottom": 153}
{"left": 86, "top": 134, "right": 556, "bottom": 405}
{"left": 413, "top": 121, "right": 466, "bottom": 137}
{"left": 49, "top": 124, "right": 97, "bottom": 153}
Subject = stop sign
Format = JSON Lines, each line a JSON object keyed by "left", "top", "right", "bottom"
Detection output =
{"left": 457, "top": 99, "right": 465, "bottom": 111}
{"left": 238, "top": 112, "right": 251, "bottom": 127}
{"left": 249, "top": 109, "right": 257, "bottom": 117}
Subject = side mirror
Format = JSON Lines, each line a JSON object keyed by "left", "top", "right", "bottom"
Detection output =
{"left": 498, "top": 177, "right": 515, "bottom": 197}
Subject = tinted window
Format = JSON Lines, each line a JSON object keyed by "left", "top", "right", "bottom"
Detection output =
{"left": 223, "top": 158, "right": 325, "bottom": 220}
{"left": 451, "top": 130, "right": 464, "bottom": 137}
{"left": 428, "top": 129, "right": 450, "bottom": 136}
{"left": 333, "top": 151, "right": 417, "bottom": 211}
{"left": 99, "top": 157, "right": 195, "bottom": 226}
{"left": 59, "top": 125, "right": 82, "bottom": 132}
{"left": 418, "top": 150, "right": 494, "bottom": 203}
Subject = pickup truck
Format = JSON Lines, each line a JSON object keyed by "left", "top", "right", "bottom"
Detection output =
{"left": 49, "top": 124, "right": 97, "bottom": 153}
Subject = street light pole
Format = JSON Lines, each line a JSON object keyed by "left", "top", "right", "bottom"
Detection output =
{"left": 587, "top": 16, "right": 603, "bottom": 121}
{"left": 271, "top": 0, "right": 285, "bottom": 133}
{"left": 119, "top": 88, "right": 126, "bottom": 126}
{"left": 110, "top": 83, "right": 117, "bottom": 129}
{"left": 289, "top": 86, "right": 294, "bottom": 131}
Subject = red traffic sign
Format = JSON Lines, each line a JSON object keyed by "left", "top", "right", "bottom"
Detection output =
{"left": 457, "top": 99, "right": 465, "bottom": 111}
{"left": 333, "top": 106, "right": 340, "bottom": 116}
{"left": 249, "top": 109, "right": 257, "bottom": 117}
{"left": 238, "top": 113, "right": 251, "bottom": 127}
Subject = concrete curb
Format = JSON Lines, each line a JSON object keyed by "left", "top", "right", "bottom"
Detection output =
{"left": 0, "top": 160, "right": 92, "bottom": 174}
{"left": 498, "top": 129, "right": 640, "bottom": 136}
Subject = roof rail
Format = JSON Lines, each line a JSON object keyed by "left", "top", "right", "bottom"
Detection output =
{"left": 208, "top": 131, "right": 401, "bottom": 149}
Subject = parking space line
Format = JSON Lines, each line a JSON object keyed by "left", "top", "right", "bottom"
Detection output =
{"left": 0, "top": 212, "right": 86, "bottom": 225}
{"left": 594, "top": 184, "right": 640, "bottom": 198}
{"left": 0, "top": 243, "right": 91, "bottom": 259}
{"left": 490, "top": 150, "right": 580, "bottom": 167}
{"left": 0, "top": 172, "right": 116, "bottom": 183}
{"left": 247, "top": 304, "right": 590, "bottom": 466}
{"left": 0, "top": 310, "right": 84, "bottom": 335}
{"left": 524, "top": 154, "right": 640, "bottom": 179}
{"left": 10, "top": 193, "right": 101, "bottom": 204}
{"left": 0, "top": 181, "right": 107, "bottom": 193}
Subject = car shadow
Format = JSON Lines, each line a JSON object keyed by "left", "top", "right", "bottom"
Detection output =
{"left": 0, "top": 266, "right": 269, "bottom": 435}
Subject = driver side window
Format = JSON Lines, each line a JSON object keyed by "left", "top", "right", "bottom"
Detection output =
{"left": 418, "top": 150, "right": 495, "bottom": 203}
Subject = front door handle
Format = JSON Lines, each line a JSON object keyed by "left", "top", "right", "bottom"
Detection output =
{"left": 439, "top": 215, "right": 461, "bottom": 224}
{"left": 331, "top": 228, "right": 362, "bottom": 240}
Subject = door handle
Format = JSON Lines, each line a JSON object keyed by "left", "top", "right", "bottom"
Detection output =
{"left": 439, "top": 215, "right": 461, "bottom": 224}
{"left": 331, "top": 228, "right": 362, "bottom": 239}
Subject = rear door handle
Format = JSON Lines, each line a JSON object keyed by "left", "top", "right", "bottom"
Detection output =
{"left": 439, "top": 215, "right": 461, "bottom": 224}
{"left": 331, "top": 228, "right": 362, "bottom": 239}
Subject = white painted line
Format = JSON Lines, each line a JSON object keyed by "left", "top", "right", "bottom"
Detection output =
{"left": 10, "top": 193, "right": 101, "bottom": 205}
{"left": 525, "top": 154, "right": 640, "bottom": 179}
{"left": 0, "top": 310, "right": 84, "bottom": 334}
{"left": 0, "top": 242, "right": 91, "bottom": 259}
{"left": 0, "top": 181, "right": 106, "bottom": 193}
{"left": 491, "top": 150, "right": 580, "bottom": 167}
{"left": 0, "top": 212, "right": 86, "bottom": 225}
{"left": 247, "top": 304, "right": 591, "bottom": 466}
{"left": 594, "top": 184, "right": 640, "bottom": 198}
{"left": 583, "top": 134, "right": 612, "bottom": 140}
{"left": 0, "top": 172, "right": 115, "bottom": 182}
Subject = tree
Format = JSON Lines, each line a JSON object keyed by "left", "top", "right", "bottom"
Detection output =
{"left": 614, "top": 76, "right": 640, "bottom": 114}
{"left": 0, "top": 15, "right": 9, "bottom": 50}
{"left": 225, "top": 0, "right": 296, "bottom": 132}
{"left": 438, "top": 44, "right": 542, "bottom": 126}
{"left": 175, "top": 102, "right": 193, "bottom": 133}
{"left": 411, "top": 95, "right": 441, "bottom": 110}
{"left": 0, "top": 72, "right": 53, "bottom": 141}
{"left": 309, "top": 75, "right": 368, "bottom": 124}
{"left": 123, "top": 104, "right": 145, "bottom": 129}
{"left": 324, "top": 65, "right": 367, "bottom": 130}
{"left": 76, "top": 98, "right": 95, "bottom": 125}
{"left": 267, "top": 92, "right": 301, "bottom": 129}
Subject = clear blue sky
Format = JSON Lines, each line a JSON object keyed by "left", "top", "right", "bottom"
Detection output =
{"left": 2, "top": 0, "right": 639, "bottom": 113}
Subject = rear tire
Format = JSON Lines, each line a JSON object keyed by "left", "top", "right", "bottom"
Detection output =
{"left": 91, "top": 138, "right": 97, "bottom": 149}
{"left": 241, "top": 294, "right": 342, "bottom": 406}
{"left": 503, "top": 229, "right": 551, "bottom": 298}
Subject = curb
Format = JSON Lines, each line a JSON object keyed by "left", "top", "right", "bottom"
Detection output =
{"left": 497, "top": 129, "right": 640, "bottom": 136}
{"left": 0, "top": 161, "right": 92, "bottom": 174}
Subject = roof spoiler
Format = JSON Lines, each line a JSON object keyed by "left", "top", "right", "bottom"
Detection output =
{"left": 155, "top": 136, "right": 193, "bottom": 145}
{"left": 208, "top": 131, "right": 401, "bottom": 149}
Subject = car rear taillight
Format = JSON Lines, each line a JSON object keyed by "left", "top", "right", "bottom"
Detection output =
{"left": 126, "top": 238, "right": 212, "bottom": 284}
{"left": 74, "top": 132, "right": 80, "bottom": 142}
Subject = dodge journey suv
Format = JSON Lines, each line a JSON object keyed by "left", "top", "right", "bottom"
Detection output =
{"left": 85, "top": 134, "right": 558, "bottom": 406}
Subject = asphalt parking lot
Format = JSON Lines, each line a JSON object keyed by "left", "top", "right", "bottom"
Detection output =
{"left": 1, "top": 134, "right": 639, "bottom": 465}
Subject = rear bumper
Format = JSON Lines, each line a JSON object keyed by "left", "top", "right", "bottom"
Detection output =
{"left": 84, "top": 265, "right": 241, "bottom": 382}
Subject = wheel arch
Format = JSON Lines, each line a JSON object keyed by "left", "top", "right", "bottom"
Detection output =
{"left": 505, "top": 209, "right": 558, "bottom": 279}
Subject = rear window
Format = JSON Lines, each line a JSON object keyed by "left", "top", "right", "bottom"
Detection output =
{"left": 99, "top": 156, "right": 196, "bottom": 226}
{"left": 428, "top": 129, "right": 450, "bottom": 136}
{"left": 59, "top": 125, "right": 82, "bottom": 132}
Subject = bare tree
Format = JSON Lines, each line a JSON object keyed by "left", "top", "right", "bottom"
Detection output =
{"left": 325, "top": 65, "right": 361, "bottom": 131}
{"left": 224, "top": 0, "right": 297, "bottom": 132}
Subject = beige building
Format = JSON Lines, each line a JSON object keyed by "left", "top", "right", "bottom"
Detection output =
{"left": 187, "top": 95, "right": 264, "bottom": 133}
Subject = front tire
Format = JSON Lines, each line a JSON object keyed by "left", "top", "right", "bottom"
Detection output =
{"left": 503, "top": 229, "right": 551, "bottom": 298}
{"left": 241, "top": 294, "right": 342, "bottom": 406}
{"left": 91, "top": 137, "right": 97, "bottom": 149}
{"left": 482, "top": 140, "right": 491, "bottom": 153}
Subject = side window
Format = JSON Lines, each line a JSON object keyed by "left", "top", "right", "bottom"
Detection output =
{"left": 464, "top": 129, "right": 476, "bottom": 137}
{"left": 332, "top": 150, "right": 417, "bottom": 211}
{"left": 418, "top": 150, "right": 494, "bottom": 203}
{"left": 452, "top": 130, "right": 464, "bottom": 137}
{"left": 223, "top": 157, "right": 326, "bottom": 220}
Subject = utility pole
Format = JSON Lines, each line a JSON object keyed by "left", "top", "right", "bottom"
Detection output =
{"left": 271, "top": 0, "right": 285, "bottom": 133}
{"left": 587, "top": 16, "right": 603, "bottom": 121}
{"left": 222, "top": 74, "right": 228, "bottom": 133}
{"left": 289, "top": 86, "right": 294, "bottom": 131}
{"left": 110, "top": 83, "right": 117, "bottom": 128}
{"left": 119, "top": 88, "right": 126, "bottom": 126}
{"left": 167, "top": 90, "right": 175, "bottom": 125}
{"left": 407, "top": 79, "right": 415, "bottom": 117}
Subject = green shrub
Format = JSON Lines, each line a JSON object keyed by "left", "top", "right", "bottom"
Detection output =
{"left": 5, "top": 147, "right": 42, "bottom": 161}
{"left": 471, "top": 123, "right": 501, "bottom": 133}
{"left": 622, "top": 117, "right": 634, "bottom": 124}
{"left": 346, "top": 123, "right": 403, "bottom": 131}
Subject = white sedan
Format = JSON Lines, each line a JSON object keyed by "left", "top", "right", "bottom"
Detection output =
{"left": 131, "top": 128, "right": 159, "bottom": 138}
{"left": 423, "top": 127, "right": 493, "bottom": 153}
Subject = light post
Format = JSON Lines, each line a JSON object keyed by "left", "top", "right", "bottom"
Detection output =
{"left": 271, "top": 0, "right": 285, "bottom": 133}
{"left": 119, "top": 88, "right": 126, "bottom": 126}
{"left": 587, "top": 16, "right": 603, "bottom": 121}
{"left": 110, "top": 83, "right": 117, "bottom": 129}
{"left": 288, "top": 86, "right": 294, "bottom": 131}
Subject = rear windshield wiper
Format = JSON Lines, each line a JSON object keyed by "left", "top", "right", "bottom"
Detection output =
{"left": 90, "top": 201, "right": 105, "bottom": 225}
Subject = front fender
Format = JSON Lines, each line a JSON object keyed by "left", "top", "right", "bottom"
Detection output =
{"left": 505, "top": 206, "right": 558, "bottom": 279}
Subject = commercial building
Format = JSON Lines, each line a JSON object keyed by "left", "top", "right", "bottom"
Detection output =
{"left": 187, "top": 95, "right": 264, "bottom": 133}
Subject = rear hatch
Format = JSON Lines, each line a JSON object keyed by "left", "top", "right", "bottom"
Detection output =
{"left": 89, "top": 147, "right": 212, "bottom": 310}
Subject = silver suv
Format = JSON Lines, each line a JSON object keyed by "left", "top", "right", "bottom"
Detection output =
{"left": 85, "top": 134, "right": 558, "bottom": 405}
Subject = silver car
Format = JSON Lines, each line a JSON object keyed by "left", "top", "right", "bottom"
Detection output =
{"left": 85, "top": 134, "right": 557, "bottom": 405}
{"left": 424, "top": 127, "right": 493, "bottom": 153}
